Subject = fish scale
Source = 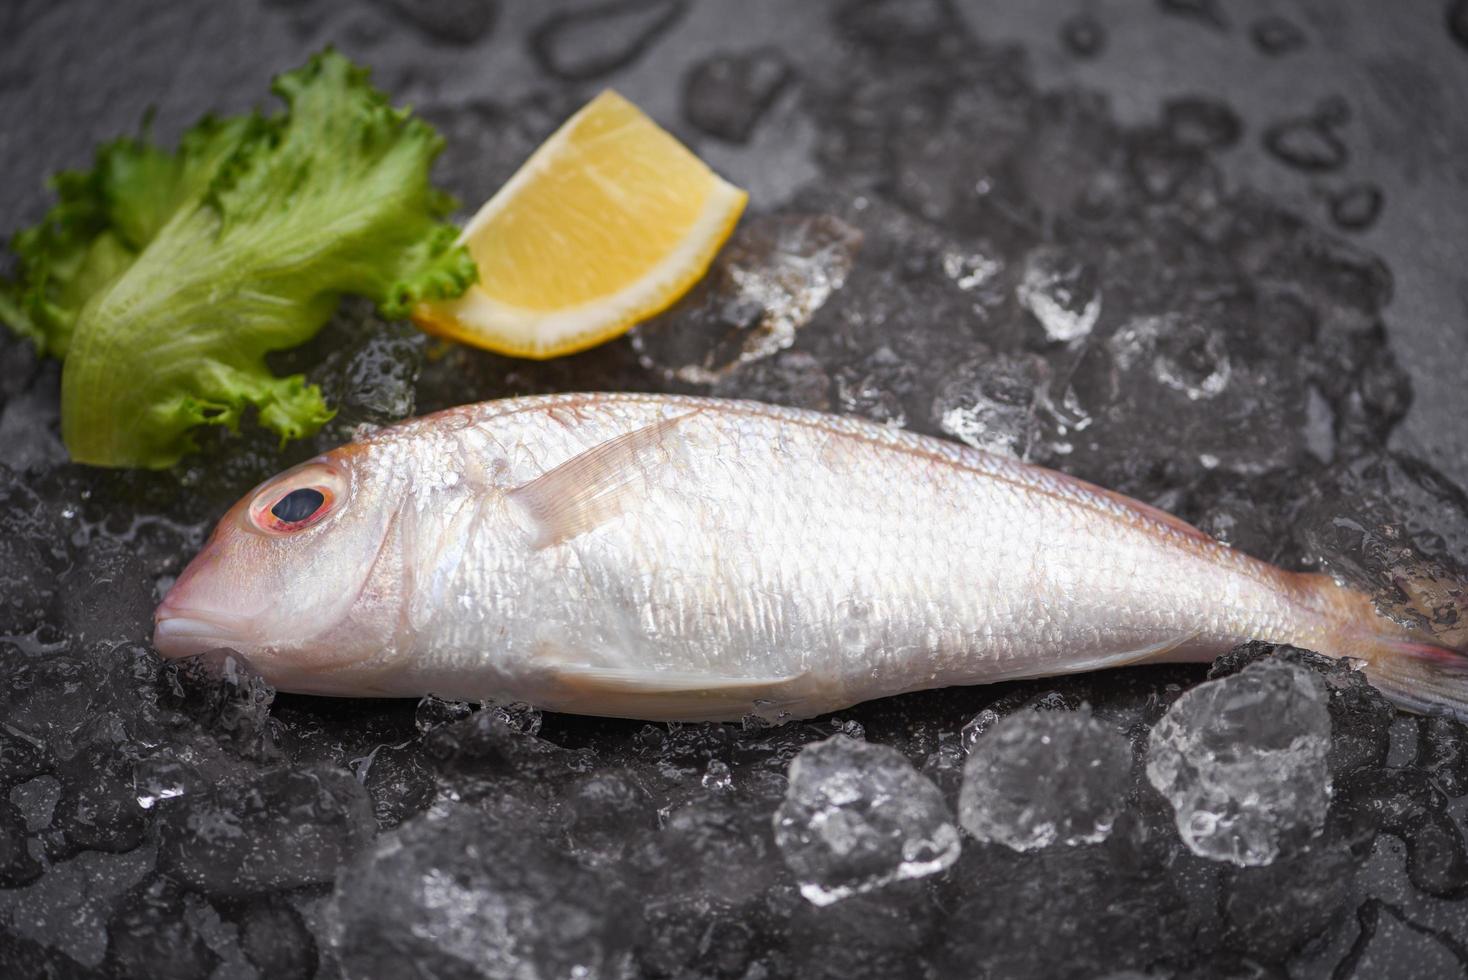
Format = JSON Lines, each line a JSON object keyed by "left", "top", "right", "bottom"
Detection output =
{"left": 153, "top": 393, "right": 1468, "bottom": 722}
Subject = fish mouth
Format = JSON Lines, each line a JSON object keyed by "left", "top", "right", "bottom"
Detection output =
{"left": 152, "top": 607, "right": 254, "bottom": 659}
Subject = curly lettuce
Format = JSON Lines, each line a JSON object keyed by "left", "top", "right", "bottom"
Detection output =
{"left": 0, "top": 50, "right": 476, "bottom": 468}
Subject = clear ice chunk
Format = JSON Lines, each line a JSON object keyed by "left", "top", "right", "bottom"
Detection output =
{"left": 1016, "top": 245, "right": 1101, "bottom": 342}
{"left": 958, "top": 704, "right": 1133, "bottom": 851}
{"left": 1146, "top": 658, "right": 1332, "bottom": 866}
{"left": 155, "top": 766, "right": 375, "bottom": 897}
{"left": 632, "top": 214, "right": 863, "bottom": 383}
{"left": 931, "top": 352, "right": 1048, "bottom": 458}
{"left": 330, "top": 804, "right": 631, "bottom": 979}
{"left": 772, "top": 735, "right": 960, "bottom": 906}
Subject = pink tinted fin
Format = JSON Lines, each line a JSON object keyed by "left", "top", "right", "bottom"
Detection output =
{"left": 542, "top": 662, "right": 816, "bottom": 722}
{"left": 1360, "top": 636, "right": 1468, "bottom": 722}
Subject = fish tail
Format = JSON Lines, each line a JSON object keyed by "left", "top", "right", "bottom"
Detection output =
{"left": 1357, "top": 634, "right": 1468, "bottom": 722}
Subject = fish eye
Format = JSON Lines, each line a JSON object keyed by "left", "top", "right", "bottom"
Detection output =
{"left": 272, "top": 488, "right": 325, "bottom": 524}
{"left": 246, "top": 461, "right": 347, "bottom": 535}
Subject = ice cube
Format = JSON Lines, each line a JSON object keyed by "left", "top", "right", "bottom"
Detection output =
{"left": 563, "top": 769, "right": 652, "bottom": 867}
{"left": 641, "top": 797, "right": 783, "bottom": 904}
{"left": 424, "top": 702, "right": 578, "bottom": 805}
{"left": 958, "top": 704, "right": 1133, "bottom": 851}
{"left": 1016, "top": 246, "right": 1102, "bottom": 342}
{"left": 155, "top": 766, "right": 374, "bottom": 898}
{"left": 312, "top": 312, "right": 425, "bottom": 433}
{"left": 833, "top": 345, "right": 915, "bottom": 428}
{"left": 931, "top": 352, "right": 1048, "bottom": 458}
{"left": 632, "top": 214, "right": 863, "bottom": 384}
{"left": 57, "top": 536, "right": 156, "bottom": 648}
{"left": 412, "top": 693, "right": 475, "bottom": 733}
{"left": 0, "top": 844, "right": 158, "bottom": 969}
{"left": 1146, "top": 658, "right": 1332, "bottom": 866}
{"left": 773, "top": 735, "right": 960, "bottom": 906}
{"left": 104, "top": 876, "right": 219, "bottom": 980}
{"left": 330, "top": 804, "right": 631, "bottom": 980}
{"left": 159, "top": 649, "right": 278, "bottom": 759}
{"left": 358, "top": 742, "right": 436, "bottom": 831}
{"left": 47, "top": 740, "right": 151, "bottom": 860}
{"left": 0, "top": 798, "right": 42, "bottom": 887}
{"left": 235, "top": 902, "right": 318, "bottom": 979}
{"left": 0, "top": 733, "right": 49, "bottom": 817}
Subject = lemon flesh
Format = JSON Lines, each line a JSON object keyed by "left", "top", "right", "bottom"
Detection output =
{"left": 415, "top": 90, "right": 748, "bottom": 359}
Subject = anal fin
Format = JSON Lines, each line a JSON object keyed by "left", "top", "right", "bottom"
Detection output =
{"left": 540, "top": 662, "right": 818, "bottom": 723}
{"left": 1063, "top": 628, "right": 1206, "bottom": 672}
{"left": 984, "top": 628, "right": 1208, "bottom": 683}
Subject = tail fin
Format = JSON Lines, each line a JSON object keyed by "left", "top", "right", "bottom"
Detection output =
{"left": 1360, "top": 636, "right": 1468, "bottom": 722}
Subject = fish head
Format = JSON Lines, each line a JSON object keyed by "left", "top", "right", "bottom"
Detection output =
{"left": 153, "top": 443, "right": 407, "bottom": 689}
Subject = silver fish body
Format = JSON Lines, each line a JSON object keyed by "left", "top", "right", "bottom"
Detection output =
{"left": 153, "top": 393, "right": 1461, "bottom": 721}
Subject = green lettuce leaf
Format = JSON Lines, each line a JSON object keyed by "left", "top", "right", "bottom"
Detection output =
{"left": 0, "top": 50, "right": 476, "bottom": 468}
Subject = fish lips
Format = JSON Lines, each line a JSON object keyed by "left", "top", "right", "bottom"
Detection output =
{"left": 152, "top": 604, "right": 257, "bottom": 659}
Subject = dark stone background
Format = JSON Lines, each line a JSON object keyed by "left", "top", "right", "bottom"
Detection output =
{"left": 1, "top": 1, "right": 1467, "bottom": 978}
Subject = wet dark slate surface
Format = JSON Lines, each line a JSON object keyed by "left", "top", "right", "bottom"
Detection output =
{"left": 2, "top": 1, "right": 1468, "bottom": 977}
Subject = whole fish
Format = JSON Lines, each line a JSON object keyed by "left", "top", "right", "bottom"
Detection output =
{"left": 153, "top": 393, "right": 1467, "bottom": 722}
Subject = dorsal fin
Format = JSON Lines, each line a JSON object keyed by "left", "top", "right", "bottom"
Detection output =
{"left": 506, "top": 410, "right": 700, "bottom": 548}
{"left": 1089, "top": 484, "right": 1216, "bottom": 546}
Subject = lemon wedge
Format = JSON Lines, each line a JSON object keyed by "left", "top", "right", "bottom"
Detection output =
{"left": 414, "top": 90, "right": 748, "bottom": 359}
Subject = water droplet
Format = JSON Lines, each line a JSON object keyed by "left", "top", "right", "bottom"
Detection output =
{"left": 1450, "top": 0, "right": 1468, "bottom": 50}
{"left": 1263, "top": 111, "right": 1349, "bottom": 173}
{"left": 530, "top": 0, "right": 685, "bottom": 80}
{"left": 1162, "top": 97, "right": 1241, "bottom": 150}
{"left": 1329, "top": 183, "right": 1384, "bottom": 231}
{"left": 683, "top": 48, "right": 792, "bottom": 143}
{"left": 378, "top": 0, "right": 498, "bottom": 45}
{"left": 1157, "top": 0, "right": 1228, "bottom": 31}
{"left": 837, "top": 0, "right": 958, "bottom": 49}
{"left": 1060, "top": 14, "right": 1106, "bottom": 58}
{"left": 1250, "top": 16, "right": 1306, "bottom": 55}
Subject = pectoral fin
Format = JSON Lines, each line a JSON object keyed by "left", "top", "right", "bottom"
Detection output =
{"left": 507, "top": 410, "right": 700, "bottom": 548}
{"left": 541, "top": 661, "right": 818, "bottom": 722}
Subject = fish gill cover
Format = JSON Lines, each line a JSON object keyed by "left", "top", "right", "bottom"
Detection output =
{"left": 0, "top": 49, "right": 475, "bottom": 469}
